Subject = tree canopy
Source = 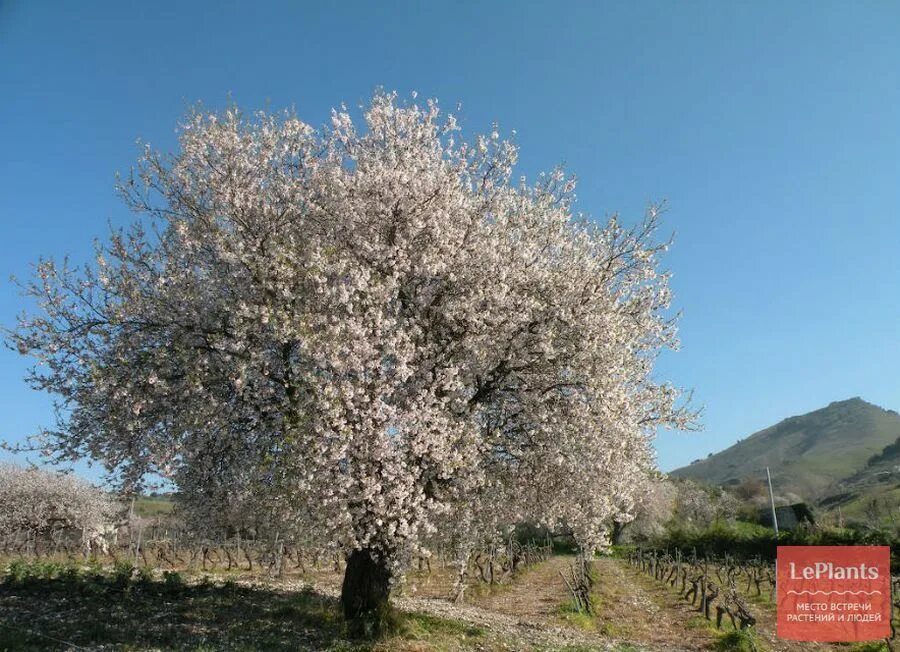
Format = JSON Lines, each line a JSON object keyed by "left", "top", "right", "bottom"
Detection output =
{"left": 10, "top": 91, "right": 693, "bottom": 621}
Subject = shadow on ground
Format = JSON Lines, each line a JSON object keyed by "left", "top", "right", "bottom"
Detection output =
{"left": 0, "top": 573, "right": 370, "bottom": 651}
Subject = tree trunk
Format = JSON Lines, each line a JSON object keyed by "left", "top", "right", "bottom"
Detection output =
{"left": 340, "top": 547, "right": 394, "bottom": 636}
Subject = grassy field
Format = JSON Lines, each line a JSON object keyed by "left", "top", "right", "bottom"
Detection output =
{"left": 133, "top": 495, "right": 176, "bottom": 518}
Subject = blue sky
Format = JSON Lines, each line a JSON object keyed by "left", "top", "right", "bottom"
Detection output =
{"left": 1, "top": 1, "right": 898, "bottom": 480}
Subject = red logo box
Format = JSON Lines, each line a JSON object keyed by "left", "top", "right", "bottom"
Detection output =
{"left": 777, "top": 546, "right": 891, "bottom": 641}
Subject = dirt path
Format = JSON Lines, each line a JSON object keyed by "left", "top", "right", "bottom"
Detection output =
{"left": 304, "top": 555, "right": 726, "bottom": 650}
{"left": 291, "top": 555, "right": 886, "bottom": 651}
{"left": 398, "top": 556, "right": 713, "bottom": 651}
{"left": 612, "top": 557, "right": 869, "bottom": 652}
{"left": 721, "top": 589, "right": 850, "bottom": 652}
{"left": 442, "top": 556, "right": 715, "bottom": 650}
{"left": 306, "top": 559, "right": 617, "bottom": 650}
{"left": 468, "top": 555, "right": 574, "bottom": 620}
{"left": 593, "top": 556, "right": 720, "bottom": 651}
{"left": 394, "top": 592, "right": 612, "bottom": 650}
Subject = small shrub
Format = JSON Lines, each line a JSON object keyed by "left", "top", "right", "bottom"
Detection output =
{"left": 344, "top": 602, "right": 403, "bottom": 639}
{"left": 30, "top": 560, "right": 61, "bottom": 580}
{"left": 59, "top": 562, "right": 81, "bottom": 582}
{"left": 136, "top": 565, "right": 155, "bottom": 584}
{"left": 599, "top": 621, "right": 622, "bottom": 637}
{"left": 714, "top": 628, "right": 762, "bottom": 652}
{"left": 84, "top": 558, "right": 105, "bottom": 581}
{"left": 162, "top": 570, "right": 185, "bottom": 592}
{"left": 850, "top": 642, "right": 889, "bottom": 652}
{"left": 5, "top": 559, "right": 29, "bottom": 584}
{"left": 401, "top": 612, "right": 484, "bottom": 640}
{"left": 555, "top": 599, "right": 596, "bottom": 630}
{"left": 111, "top": 559, "right": 136, "bottom": 587}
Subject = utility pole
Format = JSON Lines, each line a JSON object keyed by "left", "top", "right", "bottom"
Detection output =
{"left": 766, "top": 467, "right": 779, "bottom": 537}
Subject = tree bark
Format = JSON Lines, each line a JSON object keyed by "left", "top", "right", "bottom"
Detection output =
{"left": 340, "top": 547, "right": 394, "bottom": 636}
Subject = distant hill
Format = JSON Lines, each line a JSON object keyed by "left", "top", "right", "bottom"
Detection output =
{"left": 817, "top": 431, "right": 900, "bottom": 522}
{"left": 670, "top": 398, "right": 900, "bottom": 503}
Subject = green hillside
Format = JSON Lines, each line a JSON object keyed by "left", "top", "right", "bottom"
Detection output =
{"left": 817, "top": 432, "right": 900, "bottom": 523}
{"left": 671, "top": 397, "right": 900, "bottom": 503}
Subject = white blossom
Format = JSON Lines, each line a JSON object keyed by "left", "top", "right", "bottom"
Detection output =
{"left": 0, "top": 463, "right": 119, "bottom": 546}
{"left": 9, "top": 91, "right": 695, "bottom": 574}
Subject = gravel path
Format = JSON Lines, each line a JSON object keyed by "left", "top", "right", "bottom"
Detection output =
{"left": 595, "top": 557, "right": 719, "bottom": 651}
{"left": 611, "top": 557, "right": 863, "bottom": 652}
{"left": 302, "top": 555, "right": 718, "bottom": 651}
{"left": 310, "top": 562, "right": 618, "bottom": 650}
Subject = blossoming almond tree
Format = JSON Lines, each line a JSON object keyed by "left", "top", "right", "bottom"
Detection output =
{"left": 9, "top": 91, "right": 693, "bottom": 629}
{"left": 0, "top": 463, "right": 119, "bottom": 553}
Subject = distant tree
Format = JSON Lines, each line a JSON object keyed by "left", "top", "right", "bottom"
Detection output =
{"left": 671, "top": 479, "right": 737, "bottom": 529}
{"left": 863, "top": 497, "right": 892, "bottom": 529}
{"left": 672, "top": 480, "right": 714, "bottom": 527}
{"left": 732, "top": 478, "right": 767, "bottom": 503}
{"left": 612, "top": 476, "right": 677, "bottom": 543}
{"left": 0, "top": 463, "right": 119, "bottom": 551}
{"left": 9, "top": 92, "right": 693, "bottom": 631}
{"left": 711, "top": 487, "right": 741, "bottom": 524}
